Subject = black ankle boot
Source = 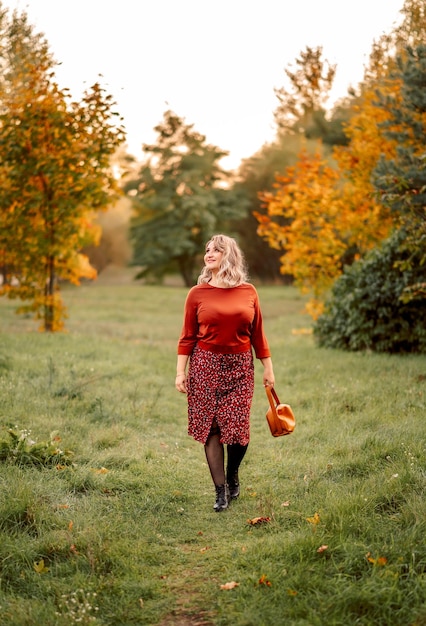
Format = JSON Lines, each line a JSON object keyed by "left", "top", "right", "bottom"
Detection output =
{"left": 227, "top": 471, "right": 240, "bottom": 499}
{"left": 213, "top": 484, "right": 229, "bottom": 512}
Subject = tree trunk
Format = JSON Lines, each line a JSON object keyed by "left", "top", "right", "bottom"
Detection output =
{"left": 44, "top": 255, "right": 55, "bottom": 332}
{"left": 178, "top": 255, "right": 196, "bottom": 287}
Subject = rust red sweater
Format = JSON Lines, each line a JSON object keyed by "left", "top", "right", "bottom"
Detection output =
{"left": 177, "top": 283, "right": 271, "bottom": 358}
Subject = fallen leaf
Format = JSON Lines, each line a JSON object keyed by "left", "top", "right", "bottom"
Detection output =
{"left": 68, "top": 520, "right": 74, "bottom": 531}
{"left": 200, "top": 546, "right": 210, "bottom": 553}
{"left": 33, "top": 559, "right": 49, "bottom": 574}
{"left": 306, "top": 512, "right": 320, "bottom": 525}
{"left": 220, "top": 581, "right": 239, "bottom": 590}
{"left": 93, "top": 467, "right": 109, "bottom": 474}
{"left": 287, "top": 589, "right": 298, "bottom": 596}
{"left": 281, "top": 501, "right": 290, "bottom": 507}
{"left": 69, "top": 544, "right": 78, "bottom": 555}
{"left": 317, "top": 545, "right": 328, "bottom": 553}
{"left": 247, "top": 516, "right": 271, "bottom": 526}
{"left": 366, "top": 552, "right": 388, "bottom": 566}
{"left": 258, "top": 574, "right": 272, "bottom": 586}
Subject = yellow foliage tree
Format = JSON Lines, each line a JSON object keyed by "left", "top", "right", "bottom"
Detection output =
{"left": 256, "top": 78, "right": 402, "bottom": 318}
{"left": 256, "top": 0, "right": 424, "bottom": 318}
{"left": 256, "top": 147, "right": 347, "bottom": 317}
{"left": 0, "top": 9, "right": 125, "bottom": 331}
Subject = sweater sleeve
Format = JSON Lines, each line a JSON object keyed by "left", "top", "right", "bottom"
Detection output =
{"left": 177, "top": 288, "right": 199, "bottom": 355}
{"left": 250, "top": 290, "right": 271, "bottom": 359}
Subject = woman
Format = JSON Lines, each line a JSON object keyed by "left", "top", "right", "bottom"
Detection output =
{"left": 175, "top": 234, "right": 275, "bottom": 512}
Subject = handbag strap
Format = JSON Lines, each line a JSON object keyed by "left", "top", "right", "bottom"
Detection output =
{"left": 265, "top": 385, "right": 280, "bottom": 411}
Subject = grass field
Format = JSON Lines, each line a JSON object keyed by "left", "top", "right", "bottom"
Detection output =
{"left": 0, "top": 276, "right": 425, "bottom": 625}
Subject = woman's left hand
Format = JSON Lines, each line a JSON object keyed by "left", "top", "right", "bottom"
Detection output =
{"left": 263, "top": 375, "right": 275, "bottom": 387}
{"left": 261, "top": 357, "right": 275, "bottom": 387}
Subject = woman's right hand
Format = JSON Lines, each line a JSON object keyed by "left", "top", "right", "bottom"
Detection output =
{"left": 175, "top": 373, "right": 187, "bottom": 393}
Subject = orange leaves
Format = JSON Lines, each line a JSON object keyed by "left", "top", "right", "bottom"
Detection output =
{"left": 74, "top": 253, "right": 98, "bottom": 283}
{"left": 258, "top": 574, "right": 272, "bottom": 587}
{"left": 287, "top": 589, "right": 298, "bottom": 596}
{"left": 256, "top": 146, "right": 348, "bottom": 315}
{"left": 366, "top": 552, "right": 388, "bottom": 566}
{"left": 328, "top": 85, "right": 395, "bottom": 252}
{"left": 247, "top": 516, "right": 271, "bottom": 526}
{"left": 255, "top": 73, "right": 404, "bottom": 319}
{"left": 0, "top": 56, "right": 125, "bottom": 332}
{"left": 91, "top": 467, "right": 109, "bottom": 475}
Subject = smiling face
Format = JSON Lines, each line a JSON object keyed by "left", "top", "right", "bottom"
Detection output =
{"left": 204, "top": 242, "right": 223, "bottom": 273}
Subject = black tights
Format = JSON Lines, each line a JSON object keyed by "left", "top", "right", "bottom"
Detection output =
{"left": 204, "top": 421, "right": 248, "bottom": 487}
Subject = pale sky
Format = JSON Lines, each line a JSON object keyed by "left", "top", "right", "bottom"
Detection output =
{"left": 4, "top": 0, "right": 404, "bottom": 169}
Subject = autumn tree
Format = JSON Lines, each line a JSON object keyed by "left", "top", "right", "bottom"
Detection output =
{"left": 256, "top": 91, "right": 397, "bottom": 316}
{"left": 234, "top": 46, "right": 344, "bottom": 282}
{"left": 256, "top": 72, "right": 399, "bottom": 314}
{"left": 274, "top": 45, "right": 336, "bottom": 138}
{"left": 366, "top": 0, "right": 425, "bottom": 82}
{"left": 255, "top": 0, "right": 426, "bottom": 314}
{"left": 256, "top": 146, "right": 352, "bottom": 316}
{"left": 0, "top": 7, "right": 125, "bottom": 330}
{"left": 128, "top": 110, "right": 247, "bottom": 286}
{"left": 314, "top": 14, "right": 426, "bottom": 352}
{"left": 232, "top": 134, "right": 302, "bottom": 282}
{"left": 325, "top": 0, "right": 426, "bottom": 265}
{"left": 328, "top": 0, "right": 426, "bottom": 290}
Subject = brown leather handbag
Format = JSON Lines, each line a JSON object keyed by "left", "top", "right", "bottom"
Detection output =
{"left": 265, "top": 386, "right": 295, "bottom": 437}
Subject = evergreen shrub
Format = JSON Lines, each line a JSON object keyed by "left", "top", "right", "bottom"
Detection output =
{"left": 314, "top": 231, "right": 426, "bottom": 353}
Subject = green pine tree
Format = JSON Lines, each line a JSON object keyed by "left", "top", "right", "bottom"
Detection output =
{"left": 372, "top": 44, "right": 426, "bottom": 280}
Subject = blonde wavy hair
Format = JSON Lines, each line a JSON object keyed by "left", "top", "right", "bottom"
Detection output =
{"left": 197, "top": 234, "right": 249, "bottom": 287}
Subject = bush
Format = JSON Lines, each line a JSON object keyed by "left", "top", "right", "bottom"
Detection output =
{"left": 314, "top": 231, "right": 426, "bottom": 353}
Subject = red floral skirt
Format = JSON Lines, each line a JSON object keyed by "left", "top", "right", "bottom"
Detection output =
{"left": 187, "top": 345, "right": 254, "bottom": 445}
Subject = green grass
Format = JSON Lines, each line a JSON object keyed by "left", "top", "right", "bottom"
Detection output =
{"left": 0, "top": 278, "right": 425, "bottom": 626}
